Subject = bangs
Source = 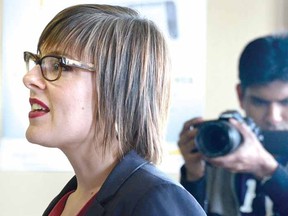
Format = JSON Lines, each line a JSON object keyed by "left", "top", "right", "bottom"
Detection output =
{"left": 37, "top": 15, "right": 96, "bottom": 61}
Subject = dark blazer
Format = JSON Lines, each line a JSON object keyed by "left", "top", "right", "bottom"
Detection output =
{"left": 43, "top": 150, "right": 206, "bottom": 216}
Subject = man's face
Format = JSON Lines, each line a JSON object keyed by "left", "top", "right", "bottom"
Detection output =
{"left": 237, "top": 80, "right": 288, "bottom": 130}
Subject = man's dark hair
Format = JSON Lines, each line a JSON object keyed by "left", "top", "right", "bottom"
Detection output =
{"left": 239, "top": 34, "right": 288, "bottom": 90}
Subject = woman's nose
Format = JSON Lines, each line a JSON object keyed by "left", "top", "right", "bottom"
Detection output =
{"left": 23, "top": 65, "right": 46, "bottom": 90}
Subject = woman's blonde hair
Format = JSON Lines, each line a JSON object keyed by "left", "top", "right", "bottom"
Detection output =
{"left": 38, "top": 4, "right": 170, "bottom": 164}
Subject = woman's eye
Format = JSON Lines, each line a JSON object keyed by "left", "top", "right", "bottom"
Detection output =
{"left": 52, "top": 63, "right": 60, "bottom": 71}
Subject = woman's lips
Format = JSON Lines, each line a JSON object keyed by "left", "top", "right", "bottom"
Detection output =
{"left": 29, "top": 98, "right": 50, "bottom": 118}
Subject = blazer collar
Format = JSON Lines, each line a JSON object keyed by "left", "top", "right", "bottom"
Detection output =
{"left": 50, "top": 151, "right": 149, "bottom": 215}
{"left": 96, "top": 150, "right": 149, "bottom": 201}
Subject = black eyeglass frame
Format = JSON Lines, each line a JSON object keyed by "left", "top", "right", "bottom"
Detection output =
{"left": 24, "top": 51, "right": 95, "bottom": 81}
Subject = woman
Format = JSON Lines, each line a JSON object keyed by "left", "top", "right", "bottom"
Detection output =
{"left": 23, "top": 4, "right": 206, "bottom": 216}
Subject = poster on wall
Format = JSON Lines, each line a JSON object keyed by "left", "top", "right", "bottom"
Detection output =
{"left": 0, "top": 0, "right": 206, "bottom": 173}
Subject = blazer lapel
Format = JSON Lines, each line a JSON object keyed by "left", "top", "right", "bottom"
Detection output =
{"left": 86, "top": 150, "right": 149, "bottom": 215}
{"left": 44, "top": 151, "right": 148, "bottom": 216}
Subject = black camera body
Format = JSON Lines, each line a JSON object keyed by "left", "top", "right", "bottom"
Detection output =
{"left": 194, "top": 110, "right": 263, "bottom": 158}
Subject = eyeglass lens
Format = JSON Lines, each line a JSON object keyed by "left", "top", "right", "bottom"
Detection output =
{"left": 25, "top": 54, "right": 62, "bottom": 81}
{"left": 41, "top": 57, "right": 62, "bottom": 81}
{"left": 26, "top": 58, "right": 36, "bottom": 73}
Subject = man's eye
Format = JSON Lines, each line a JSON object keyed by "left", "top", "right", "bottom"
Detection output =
{"left": 280, "top": 99, "right": 288, "bottom": 106}
{"left": 251, "top": 99, "right": 268, "bottom": 106}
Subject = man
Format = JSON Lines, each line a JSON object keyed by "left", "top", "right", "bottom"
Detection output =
{"left": 178, "top": 34, "right": 288, "bottom": 216}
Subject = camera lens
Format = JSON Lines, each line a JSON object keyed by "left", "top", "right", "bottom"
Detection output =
{"left": 195, "top": 121, "right": 242, "bottom": 157}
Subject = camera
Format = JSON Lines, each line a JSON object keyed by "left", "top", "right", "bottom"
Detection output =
{"left": 194, "top": 110, "right": 263, "bottom": 158}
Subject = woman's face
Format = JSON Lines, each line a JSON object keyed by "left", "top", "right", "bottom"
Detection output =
{"left": 23, "top": 50, "right": 96, "bottom": 149}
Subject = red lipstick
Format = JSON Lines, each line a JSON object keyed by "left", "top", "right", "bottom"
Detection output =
{"left": 29, "top": 98, "right": 50, "bottom": 118}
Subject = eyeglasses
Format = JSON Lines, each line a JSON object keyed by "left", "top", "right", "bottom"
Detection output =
{"left": 24, "top": 51, "right": 95, "bottom": 81}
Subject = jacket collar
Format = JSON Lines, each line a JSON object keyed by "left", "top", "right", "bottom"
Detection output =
{"left": 45, "top": 150, "right": 149, "bottom": 215}
{"left": 96, "top": 150, "right": 149, "bottom": 201}
{"left": 87, "top": 150, "right": 149, "bottom": 215}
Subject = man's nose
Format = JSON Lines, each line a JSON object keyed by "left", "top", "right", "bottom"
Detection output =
{"left": 265, "top": 103, "right": 283, "bottom": 125}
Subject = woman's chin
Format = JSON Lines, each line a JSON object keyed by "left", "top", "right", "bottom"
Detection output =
{"left": 25, "top": 130, "right": 50, "bottom": 147}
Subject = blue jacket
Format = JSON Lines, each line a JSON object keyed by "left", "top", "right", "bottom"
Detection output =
{"left": 43, "top": 151, "right": 206, "bottom": 216}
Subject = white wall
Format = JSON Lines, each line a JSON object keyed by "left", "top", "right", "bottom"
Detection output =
{"left": 0, "top": 172, "right": 73, "bottom": 215}
{"left": 0, "top": 0, "right": 2, "bottom": 137}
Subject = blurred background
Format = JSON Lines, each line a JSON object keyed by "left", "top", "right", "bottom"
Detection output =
{"left": 0, "top": 0, "right": 288, "bottom": 215}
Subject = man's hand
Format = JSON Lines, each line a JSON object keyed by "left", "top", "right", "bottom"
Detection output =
{"left": 178, "top": 117, "right": 206, "bottom": 181}
{"left": 207, "top": 118, "right": 278, "bottom": 179}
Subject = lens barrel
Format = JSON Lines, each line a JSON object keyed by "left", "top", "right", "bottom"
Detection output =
{"left": 195, "top": 120, "right": 242, "bottom": 157}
